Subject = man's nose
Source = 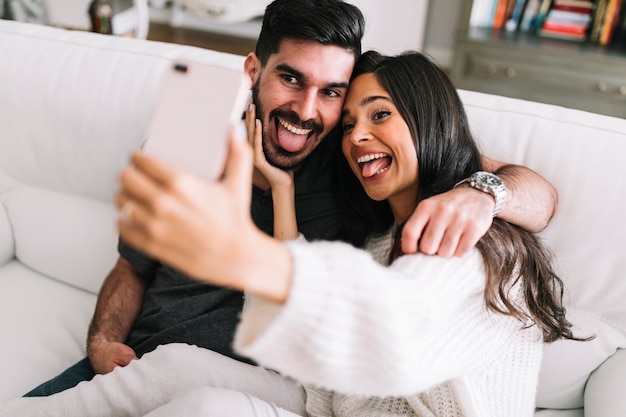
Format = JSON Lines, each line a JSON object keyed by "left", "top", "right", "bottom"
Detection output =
{"left": 294, "top": 89, "right": 318, "bottom": 122}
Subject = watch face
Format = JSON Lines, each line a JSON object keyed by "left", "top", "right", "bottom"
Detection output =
{"left": 476, "top": 171, "right": 503, "bottom": 187}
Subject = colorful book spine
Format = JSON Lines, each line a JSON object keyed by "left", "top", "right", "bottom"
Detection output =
{"left": 505, "top": 0, "right": 529, "bottom": 31}
{"left": 600, "top": 0, "right": 624, "bottom": 44}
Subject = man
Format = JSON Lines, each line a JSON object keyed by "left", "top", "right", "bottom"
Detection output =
{"left": 25, "top": 0, "right": 556, "bottom": 397}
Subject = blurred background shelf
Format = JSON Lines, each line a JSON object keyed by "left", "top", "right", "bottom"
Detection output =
{"left": 450, "top": 0, "right": 626, "bottom": 118}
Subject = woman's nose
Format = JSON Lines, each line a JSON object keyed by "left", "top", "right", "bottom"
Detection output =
{"left": 348, "top": 123, "right": 370, "bottom": 145}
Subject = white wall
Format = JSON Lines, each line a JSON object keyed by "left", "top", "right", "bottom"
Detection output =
{"left": 347, "top": 0, "right": 429, "bottom": 55}
{"left": 422, "top": 0, "right": 463, "bottom": 69}
{"left": 348, "top": 0, "right": 463, "bottom": 69}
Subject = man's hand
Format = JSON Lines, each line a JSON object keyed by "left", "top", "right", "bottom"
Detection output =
{"left": 401, "top": 186, "right": 494, "bottom": 258}
{"left": 88, "top": 339, "right": 138, "bottom": 375}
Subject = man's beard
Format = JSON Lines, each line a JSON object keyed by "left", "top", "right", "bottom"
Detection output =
{"left": 252, "top": 85, "right": 323, "bottom": 171}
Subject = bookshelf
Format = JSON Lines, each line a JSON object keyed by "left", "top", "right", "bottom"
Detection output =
{"left": 450, "top": 0, "right": 626, "bottom": 118}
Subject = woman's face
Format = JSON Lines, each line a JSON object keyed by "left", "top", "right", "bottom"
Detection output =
{"left": 341, "top": 73, "right": 419, "bottom": 222}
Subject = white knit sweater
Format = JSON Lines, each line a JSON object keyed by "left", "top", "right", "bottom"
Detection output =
{"left": 235, "top": 230, "right": 544, "bottom": 417}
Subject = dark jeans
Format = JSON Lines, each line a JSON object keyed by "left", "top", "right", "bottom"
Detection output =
{"left": 23, "top": 357, "right": 96, "bottom": 397}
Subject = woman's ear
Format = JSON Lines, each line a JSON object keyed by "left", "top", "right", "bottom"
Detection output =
{"left": 244, "top": 53, "right": 261, "bottom": 86}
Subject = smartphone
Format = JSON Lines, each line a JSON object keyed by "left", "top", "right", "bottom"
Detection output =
{"left": 141, "top": 60, "right": 250, "bottom": 180}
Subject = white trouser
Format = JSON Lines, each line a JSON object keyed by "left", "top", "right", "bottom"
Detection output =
{"left": 143, "top": 387, "right": 302, "bottom": 417}
{"left": 0, "top": 343, "right": 305, "bottom": 417}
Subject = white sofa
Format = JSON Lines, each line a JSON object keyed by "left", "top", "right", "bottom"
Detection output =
{"left": 0, "top": 19, "right": 624, "bottom": 416}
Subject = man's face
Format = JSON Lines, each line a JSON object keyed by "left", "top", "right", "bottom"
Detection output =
{"left": 248, "top": 39, "right": 355, "bottom": 170}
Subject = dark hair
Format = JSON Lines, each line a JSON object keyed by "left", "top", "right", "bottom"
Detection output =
{"left": 255, "top": 0, "right": 365, "bottom": 66}
{"left": 337, "top": 50, "right": 583, "bottom": 343}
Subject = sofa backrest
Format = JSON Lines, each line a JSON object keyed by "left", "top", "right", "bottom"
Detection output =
{"left": 461, "top": 90, "right": 626, "bottom": 326}
{"left": 0, "top": 20, "right": 245, "bottom": 293}
{"left": 0, "top": 19, "right": 245, "bottom": 203}
{"left": 460, "top": 90, "right": 626, "bottom": 411}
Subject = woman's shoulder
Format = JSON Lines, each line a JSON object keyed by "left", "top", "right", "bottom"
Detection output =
{"left": 365, "top": 227, "right": 485, "bottom": 282}
{"left": 395, "top": 247, "right": 484, "bottom": 277}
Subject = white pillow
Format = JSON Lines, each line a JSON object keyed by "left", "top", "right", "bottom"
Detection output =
{"left": 4, "top": 186, "right": 119, "bottom": 294}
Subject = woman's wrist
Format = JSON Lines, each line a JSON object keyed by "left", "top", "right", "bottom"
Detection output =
{"left": 239, "top": 230, "right": 293, "bottom": 304}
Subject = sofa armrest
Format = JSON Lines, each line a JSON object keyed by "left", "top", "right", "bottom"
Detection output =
{"left": 0, "top": 197, "right": 14, "bottom": 266}
{"left": 584, "top": 348, "right": 626, "bottom": 416}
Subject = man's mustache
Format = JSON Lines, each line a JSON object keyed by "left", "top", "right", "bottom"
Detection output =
{"left": 269, "top": 109, "right": 322, "bottom": 134}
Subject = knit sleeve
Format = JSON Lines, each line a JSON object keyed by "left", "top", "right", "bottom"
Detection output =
{"left": 234, "top": 239, "right": 527, "bottom": 397}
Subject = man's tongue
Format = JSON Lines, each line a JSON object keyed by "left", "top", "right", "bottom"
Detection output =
{"left": 362, "top": 158, "right": 389, "bottom": 178}
{"left": 277, "top": 126, "right": 308, "bottom": 153}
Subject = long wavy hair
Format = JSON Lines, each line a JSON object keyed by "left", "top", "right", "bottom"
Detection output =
{"left": 336, "top": 50, "right": 583, "bottom": 343}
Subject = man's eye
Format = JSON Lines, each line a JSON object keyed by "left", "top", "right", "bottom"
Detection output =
{"left": 281, "top": 75, "right": 298, "bottom": 84}
{"left": 323, "top": 89, "right": 341, "bottom": 98}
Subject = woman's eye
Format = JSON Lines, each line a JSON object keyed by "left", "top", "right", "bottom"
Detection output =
{"left": 342, "top": 122, "right": 354, "bottom": 132}
{"left": 373, "top": 110, "right": 391, "bottom": 120}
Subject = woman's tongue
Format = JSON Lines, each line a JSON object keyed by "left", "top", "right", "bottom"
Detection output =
{"left": 277, "top": 126, "right": 308, "bottom": 153}
{"left": 362, "top": 157, "right": 390, "bottom": 178}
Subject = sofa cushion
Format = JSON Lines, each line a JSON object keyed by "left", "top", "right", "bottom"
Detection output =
{"left": 535, "top": 409, "right": 583, "bottom": 417}
{"left": 2, "top": 187, "right": 119, "bottom": 294}
{"left": 536, "top": 310, "right": 625, "bottom": 409}
{"left": 0, "top": 261, "right": 96, "bottom": 401}
{"left": 584, "top": 348, "right": 626, "bottom": 417}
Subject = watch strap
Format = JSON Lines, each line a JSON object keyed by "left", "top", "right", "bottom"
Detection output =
{"left": 454, "top": 171, "right": 506, "bottom": 217}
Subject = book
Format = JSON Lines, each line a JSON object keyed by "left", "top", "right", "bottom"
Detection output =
{"left": 600, "top": 0, "right": 624, "bottom": 44}
{"left": 493, "top": 0, "right": 511, "bottom": 28}
{"left": 534, "top": 0, "right": 555, "bottom": 29}
{"left": 470, "top": 0, "right": 491, "bottom": 27}
{"left": 543, "top": 20, "right": 590, "bottom": 35}
{"left": 539, "top": 0, "right": 594, "bottom": 40}
{"left": 487, "top": 0, "right": 501, "bottom": 26}
{"left": 505, "top": 0, "right": 529, "bottom": 31}
{"left": 519, "top": 0, "right": 543, "bottom": 31}
{"left": 552, "top": 1, "right": 595, "bottom": 14}
{"left": 590, "top": 0, "right": 610, "bottom": 42}
{"left": 553, "top": 0, "right": 595, "bottom": 8}
{"left": 539, "top": 27, "right": 589, "bottom": 39}
{"left": 609, "top": 1, "right": 626, "bottom": 46}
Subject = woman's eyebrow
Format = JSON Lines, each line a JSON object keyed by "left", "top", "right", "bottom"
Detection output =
{"left": 342, "top": 95, "right": 392, "bottom": 117}
{"left": 360, "top": 95, "right": 392, "bottom": 106}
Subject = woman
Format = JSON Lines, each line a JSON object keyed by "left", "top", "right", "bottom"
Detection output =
{"left": 0, "top": 51, "right": 580, "bottom": 417}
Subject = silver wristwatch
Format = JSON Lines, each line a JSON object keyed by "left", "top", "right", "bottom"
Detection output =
{"left": 454, "top": 171, "right": 507, "bottom": 217}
